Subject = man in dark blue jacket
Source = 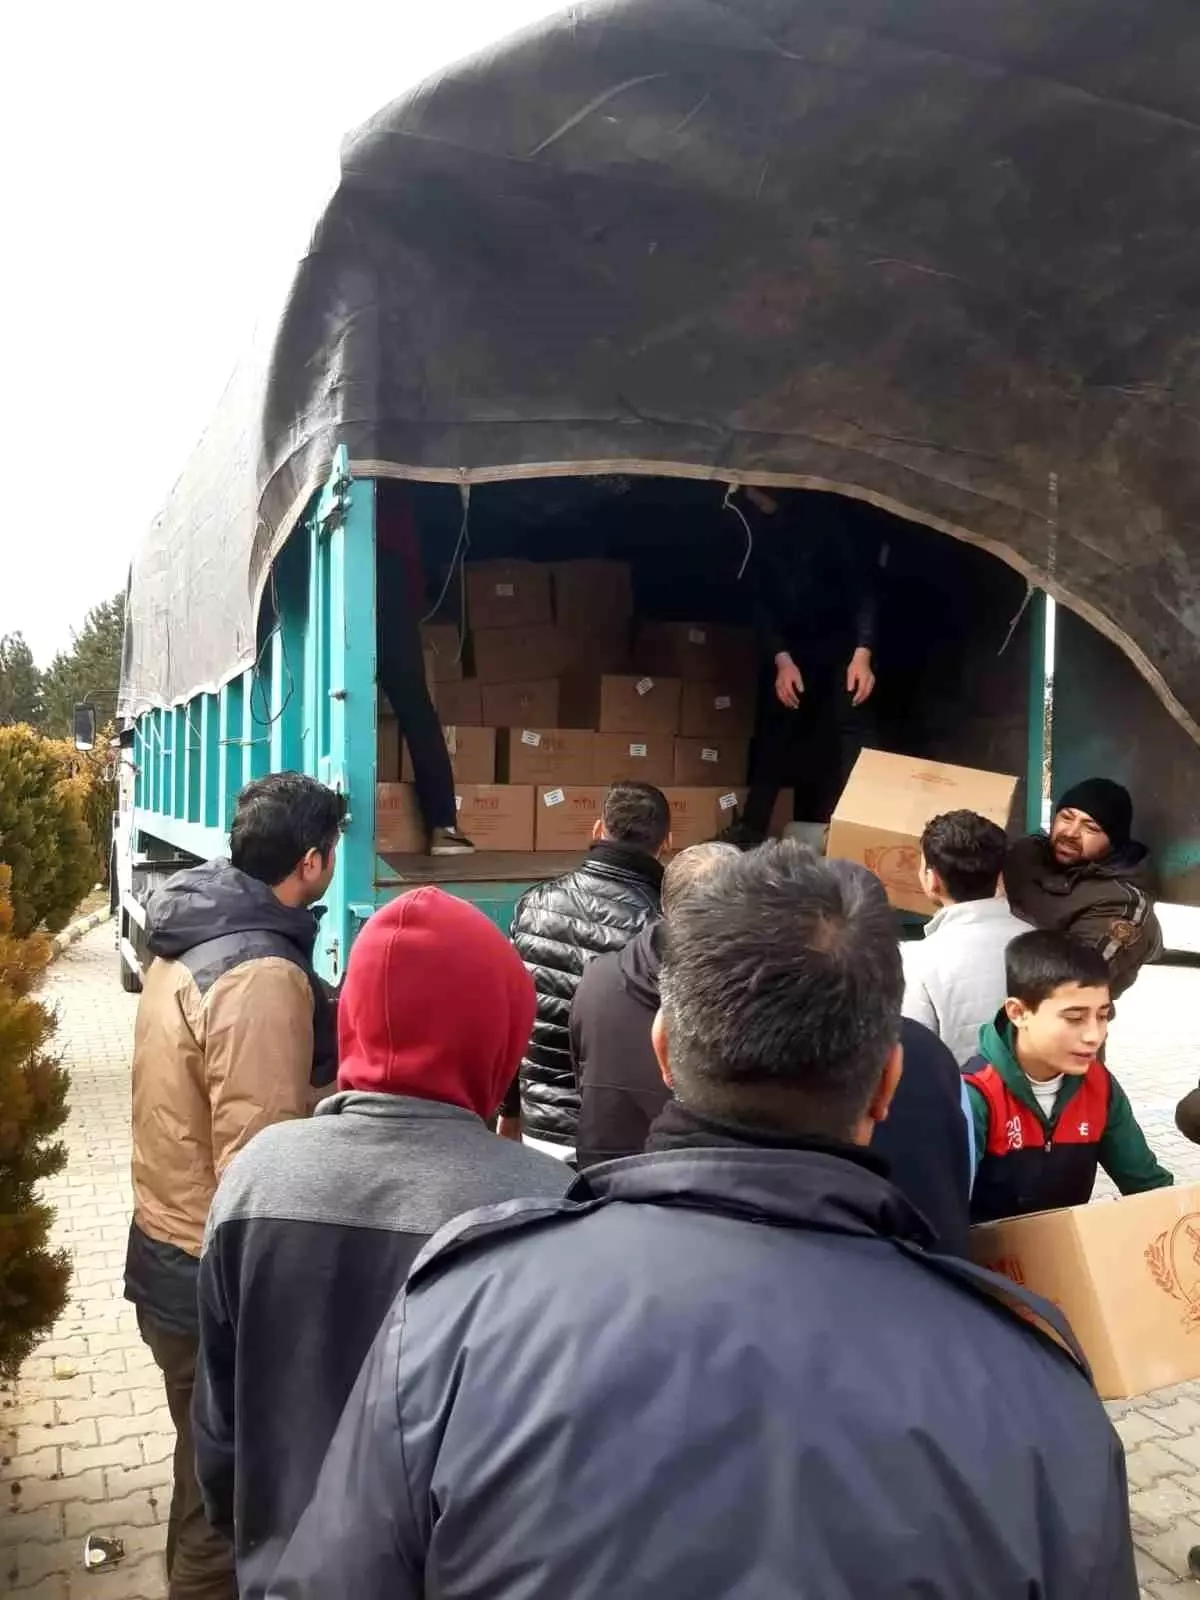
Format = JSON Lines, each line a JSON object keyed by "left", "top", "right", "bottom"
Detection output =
{"left": 268, "top": 843, "right": 1135, "bottom": 1600}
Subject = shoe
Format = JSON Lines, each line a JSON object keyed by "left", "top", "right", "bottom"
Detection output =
{"left": 429, "top": 826, "right": 476, "bottom": 857}
{"left": 717, "top": 817, "right": 767, "bottom": 850}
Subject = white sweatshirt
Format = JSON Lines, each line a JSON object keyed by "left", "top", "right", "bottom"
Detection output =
{"left": 901, "top": 898, "right": 1032, "bottom": 1067}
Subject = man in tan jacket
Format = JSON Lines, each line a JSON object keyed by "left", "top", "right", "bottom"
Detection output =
{"left": 123, "top": 772, "right": 343, "bottom": 1600}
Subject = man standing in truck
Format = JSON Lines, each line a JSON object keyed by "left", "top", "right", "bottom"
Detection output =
{"left": 734, "top": 488, "right": 884, "bottom": 842}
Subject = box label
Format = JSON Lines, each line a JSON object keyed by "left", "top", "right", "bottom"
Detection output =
{"left": 714, "top": 695, "right": 732, "bottom": 710}
{"left": 688, "top": 627, "right": 707, "bottom": 645}
{"left": 521, "top": 729, "right": 541, "bottom": 746}
{"left": 629, "top": 742, "right": 648, "bottom": 758}
{"left": 544, "top": 788, "right": 565, "bottom": 807}
{"left": 701, "top": 747, "right": 719, "bottom": 762}
{"left": 719, "top": 792, "right": 738, "bottom": 811}
{"left": 495, "top": 582, "right": 515, "bottom": 597}
{"left": 636, "top": 677, "right": 655, "bottom": 696}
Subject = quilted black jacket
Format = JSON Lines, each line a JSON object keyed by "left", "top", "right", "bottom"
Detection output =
{"left": 509, "top": 841, "right": 663, "bottom": 1145}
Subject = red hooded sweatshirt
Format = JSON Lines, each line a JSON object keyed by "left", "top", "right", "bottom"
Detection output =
{"left": 337, "top": 887, "right": 534, "bottom": 1121}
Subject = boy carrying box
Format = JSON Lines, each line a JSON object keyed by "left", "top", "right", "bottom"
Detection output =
{"left": 965, "top": 929, "right": 1172, "bottom": 1224}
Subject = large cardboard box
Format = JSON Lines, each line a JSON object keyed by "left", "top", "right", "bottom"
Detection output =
{"left": 473, "top": 623, "right": 567, "bottom": 685}
{"left": 402, "top": 726, "right": 495, "bottom": 785}
{"left": 592, "top": 732, "right": 675, "bottom": 787}
{"left": 680, "top": 679, "right": 757, "bottom": 739}
{"left": 559, "top": 621, "right": 632, "bottom": 676}
{"left": 971, "top": 1186, "right": 1200, "bottom": 1400}
{"left": 420, "top": 623, "right": 465, "bottom": 681}
{"left": 595, "top": 674, "right": 682, "bottom": 736}
{"left": 481, "top": 679, "right": 560, "bottom": 729}
{"left": 552, "top": 560, "right": 633, "bottom": 631}
{"left": 637, "top": 622, "right": 757, "bottom": 684}
{"left": 466, "top": 561, "right": 552, "bottom": 630}
{"left": 535, "top": 785, "right": 609, "bottom": 852}
{"left": 827, "top": 749, "right": 1019, "bottom": 914}
{"left": 378, "top": 714, "right": 402, "bottom": 781}
{"left": 434, "top": 679, "right": 483, "bottom": 726}
{"left": 376, "top": 784, "right": 426, "bottom": 854}
{"left": 500, "top": 728, "right": 596, "bottom": 786}
{"left": 673, "top": 736, "right": 750, "bottom": 788}
{"left": 453, "top": 784, "right": 535, "bottom": 851}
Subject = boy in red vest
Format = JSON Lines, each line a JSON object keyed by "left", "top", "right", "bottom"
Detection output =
{"left": 965, "top": 929, "right": 1172, "bottom": 1224}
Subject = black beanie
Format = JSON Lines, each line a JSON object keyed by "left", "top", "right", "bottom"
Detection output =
{"left": 1056, "top": 777, "right": 1132, "bottom": 848}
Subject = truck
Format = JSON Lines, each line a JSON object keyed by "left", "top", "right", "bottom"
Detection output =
{"left": 114, "top": 0, "right": 1200, "bottom": 991}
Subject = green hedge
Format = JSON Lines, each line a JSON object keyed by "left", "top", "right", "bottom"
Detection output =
{"left": 0, "top": 726, "right": 97, "bottom": 937}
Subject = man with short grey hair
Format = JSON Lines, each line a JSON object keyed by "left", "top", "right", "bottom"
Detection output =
{"left": 570, "top": 841, "right": 738, "bottom": 1168}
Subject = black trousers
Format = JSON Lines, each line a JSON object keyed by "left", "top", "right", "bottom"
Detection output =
{"left": 377, "top": 550, "right": 457, "bottom": 833}
{"left": 743, "top": 654, "right": 873, "bottom": 834}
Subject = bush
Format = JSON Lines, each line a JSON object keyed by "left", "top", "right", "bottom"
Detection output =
{"left": 0, "top": 864, "right": 70, "bottom": 1379}
{"left": 46, "top": 736, "right": 117, "bottom": 888}
{"left": 0, "top": 726, "right": 96, "bottom": 937}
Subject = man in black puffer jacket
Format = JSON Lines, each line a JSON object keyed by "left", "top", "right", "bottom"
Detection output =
{"left": 507, "top": 782, "right": 671, "bottom": 1159}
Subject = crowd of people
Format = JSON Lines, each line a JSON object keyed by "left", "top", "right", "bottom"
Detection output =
{"left": 122, "top": 766, "right": 1183, "bottom": 1598}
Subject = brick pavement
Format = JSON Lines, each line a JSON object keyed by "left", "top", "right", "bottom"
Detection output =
{"left": 4, "top": 924, "right": 1200, "bottom": 1595}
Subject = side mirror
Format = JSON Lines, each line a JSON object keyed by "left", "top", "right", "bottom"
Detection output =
{"left": 73, "top": 704, "right": 97, "bottom": 752}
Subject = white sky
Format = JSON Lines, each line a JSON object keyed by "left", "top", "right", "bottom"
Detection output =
{"left": 0, "top": 0, "right": 564, "bottom": 664}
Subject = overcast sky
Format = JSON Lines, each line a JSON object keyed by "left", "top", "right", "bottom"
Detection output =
{"left": 0, "top": 0, "right": 563, "bottom": 664}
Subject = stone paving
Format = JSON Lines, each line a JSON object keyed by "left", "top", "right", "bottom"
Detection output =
{"left": 4, "top": 923, "right": 1200, "bottom": 1595}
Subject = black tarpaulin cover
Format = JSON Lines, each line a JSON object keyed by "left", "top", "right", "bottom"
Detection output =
{"left": 119, "top": 0, "right": 1200, "bottom": 732}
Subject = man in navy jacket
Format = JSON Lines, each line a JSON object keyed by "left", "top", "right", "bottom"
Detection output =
{"left": 268, "top": 843, "right": 1135, "bottom": 1600}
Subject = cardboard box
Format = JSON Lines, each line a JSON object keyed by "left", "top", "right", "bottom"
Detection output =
{"left": 552, "top": 560, "right": 633, "bottom": 631}
{"left": 592, "top": 732, "right": 675, "bottom": 787}
{"left": 376, "top": 784, "right": 426, "bottom": 854}
{"left": 434, "top": 679, "right": 483, "bottom": 726}
{"left": 558, "top": 620, "right": 632, "bottom": 676}
{"left": 596, "top": 674, "right": 682, "bottom": 736}
{"left": 662, "top": 787, "right": 792, "bottom": 850}
{"left": 378, "top": 714, "right": 402, "bottom": 782}
{"left": 673, "top": 736, "right": 750, "bottom": 788}
{"left": 453, "top": 784, "right": 535, "bottom": 851}
{"left": 637, "top": 622, "right": 757, "bottom": 684}
{"left": 680, "top": 679, "right": 757, "bottom": 739}
{"left": 402, "top": 726, "right": 496, "bottom": 785}
{"left": 827, "top": 749, "right": 1019, "bottom": 915}
{"left": 535, "top": 785, "right": 609, "bottom": 851}
{"left": 472, "top": 623, "right": 568, "bottom": 685}
{"left": 971, "top": 1185, "right": 1200, "bottom": 1400}
{"left": 466, "top": 561, "right": 552, "bottom": 630}
{"left": 481, "top": 679, "right": 560, "bottom": 729}
{"left": 500, "top": 728, "right": 596, "bottom": 786}
{"left": 420, "top": 623, "right": 465, "bottom": 681}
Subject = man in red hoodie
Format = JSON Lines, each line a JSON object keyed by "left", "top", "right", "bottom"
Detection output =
{"left": 192, "top": 888, "right": 571, "bottom": 1600}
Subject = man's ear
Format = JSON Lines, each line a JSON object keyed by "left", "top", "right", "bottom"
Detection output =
{"left": 659, "top": 830, "right": 673, "bottom": 860}
{"left": 591, "top": 819, "right": 604, "bottom": 843}
{"left": 651, "top": 1009, "right": 673, "bottom": 1089}
{"left": 865, "top": 1042, "right": 902, "bottom": 1127}
{"left": 1004, "top": 997, "right": 1026, "bottom": 1028}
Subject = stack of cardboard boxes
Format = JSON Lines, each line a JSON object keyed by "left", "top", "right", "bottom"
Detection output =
{"left": 377, "top": 558, "right": 766, "bottom": 854}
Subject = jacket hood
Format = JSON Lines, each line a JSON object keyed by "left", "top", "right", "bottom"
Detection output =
{"left": 617, "top": 919, "right": 664, "bottom": 1009}
{"left": 337, "top": 887, "right": 535, "bottom": 1120}
{"left": 145, "top": 859, "right": 320, "bottom": 961}
{"left": 578, "top": 1144, "right": 935, "bottom": 1249}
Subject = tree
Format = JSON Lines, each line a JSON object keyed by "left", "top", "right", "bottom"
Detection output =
{"left": 39, "top": 592, "right": 125, "bottom": 739}
{"left": 0, "top": 727, "right": 96, "bottom": 938}
{"left": 0, "top": 634, "right": 42, "bottom": 729}
{"left": 0, "top": 863, "right": 71, "bottom": 1379}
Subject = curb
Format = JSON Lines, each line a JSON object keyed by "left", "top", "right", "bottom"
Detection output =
{"left": 51, "top": 907, "right": 113, "bottom": 959}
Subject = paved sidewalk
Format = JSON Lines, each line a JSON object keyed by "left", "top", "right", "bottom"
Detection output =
{"left": 4, "top": 924, "right": 1200, "bottom": 1595}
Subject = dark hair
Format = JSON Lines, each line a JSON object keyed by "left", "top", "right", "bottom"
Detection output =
{"left": 229, "top": 773, "right": 345, "bottom": 886}
{"left": 920, "top": 810, "right": 1007, "bottom": 903}
{"left": 662, "top": 841, "right": 740, "bottom": 917}
{"left": 601, "top": 782, "right": 671, "bottom": 854}
{"left": 1005, "top": 930, "right": 1110, "bottom": 1009}
{"left": 660, "top": 840, "right": 903, "bottom": 1138}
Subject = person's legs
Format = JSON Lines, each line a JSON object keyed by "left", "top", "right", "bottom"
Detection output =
{"left": 137, "top": 1310, "right": 236, "bottom": 1600}
{"left": 789, "top": 656, "right": 874, "bottom": 825}
{"left": 377, "top": 552, "right": 458, "bottom": 834}
{"left": 743, "top": 685, "right": 807, "bottom": 838}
